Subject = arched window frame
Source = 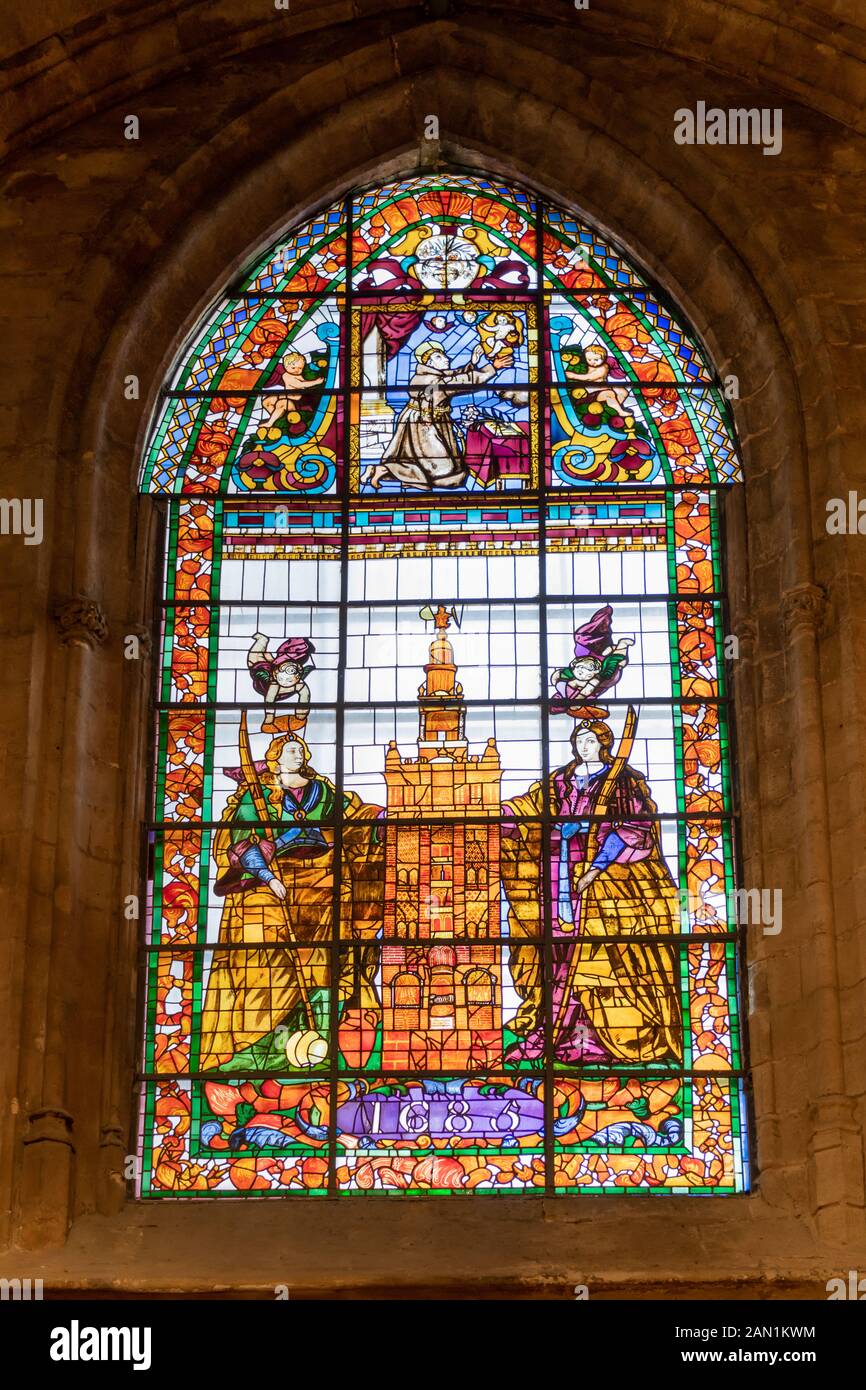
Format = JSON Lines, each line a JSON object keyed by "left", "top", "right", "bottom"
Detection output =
{"left": 137, "top": 171, "right": 748, "bottom": 1198}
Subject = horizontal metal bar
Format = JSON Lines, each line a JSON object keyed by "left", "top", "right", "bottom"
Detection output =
{"left": 141, "top": 932, "right": 739, "bottom": 952}
{"left": 161, "top": 379, "right": 719, "bottom": 399}
{"left": 146, "top": 481, "right": 740, "bottom": 501}
{"left": 153, "top": 695, "right": 730, "bottom": 710}
{"left": 145, "top": 811, "right": 735, "bottom": 830}
{"left": 204, "top": 489, "right": 692, "bottom": 502}
{"left": 137, "top": 1066, "right": 747, "bottom": 1082}
{"left": 215, "top": 287, "right": 713, "bottom": 304}
{"left": 159, "top": 593, "right": 727, "bottom": 609}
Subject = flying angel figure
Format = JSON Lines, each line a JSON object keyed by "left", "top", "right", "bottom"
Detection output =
{"left": 551, "top": 605, "right": 634, "bottom": 718}
{"left": 247, "top": 634, "right": 316, "bottom": 733}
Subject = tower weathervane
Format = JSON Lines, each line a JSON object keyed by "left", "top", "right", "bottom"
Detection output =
{"left": 418, "top": 603, "right": 461, "bottom": 631}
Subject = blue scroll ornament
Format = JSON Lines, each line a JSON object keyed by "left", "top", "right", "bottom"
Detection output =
{"left": 548, "top": 314, "right": 658, "bottom": 485}
{"left": 232, "top": 320, "right": 340, "bottom": 492}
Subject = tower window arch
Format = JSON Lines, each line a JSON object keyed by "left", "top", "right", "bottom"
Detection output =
{"left": 138, "top": 171, "right": 747, "bottom": 1196}
{"left": 464, "top": 968, "right": 496, "bottom": 1031}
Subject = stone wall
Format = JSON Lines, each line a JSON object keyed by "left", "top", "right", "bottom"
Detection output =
{"left": 0, "top": 0, "right": 864, "bottom": 1295}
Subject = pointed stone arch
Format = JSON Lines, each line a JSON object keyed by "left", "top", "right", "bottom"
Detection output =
{"left": 2, "top": 22, "right": 861, "bottom": 1291}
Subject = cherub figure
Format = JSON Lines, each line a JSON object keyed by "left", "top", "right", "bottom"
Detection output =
{"left": 563, "top": 343, "right": 630, "bottom": 416}
{"left": 262, "top": 351, "right": 325, "bottom": 431}
{"left": 551, "top": 606, "right": 634, "bottom": 717}
{"left": 247, "top": 634, "right": 316, "bottom": 733}
{"left": 478, "top": 310, "right": 524, "bottom": 370}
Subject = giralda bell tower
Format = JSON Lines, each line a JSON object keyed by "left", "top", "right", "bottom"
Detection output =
{"left": 381, "top": 606, "right": 504, "bottom": 1069}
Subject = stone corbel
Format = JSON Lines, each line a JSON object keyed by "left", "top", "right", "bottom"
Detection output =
{"left": 734, "top": 618, "right": 757, "bottom": 661}
{"left": 23, "top": 1106, "right": 75, "bottom": 1149}
{"left": 780, "top": 582, "right": 827, "bottom": 641}
{"left": 51, "top": 596, "right": 108, "bottom": 649}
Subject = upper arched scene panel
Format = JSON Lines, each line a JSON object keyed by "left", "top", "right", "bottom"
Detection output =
{"left": 139, "top": 173, "right": 741, "bottom": 498}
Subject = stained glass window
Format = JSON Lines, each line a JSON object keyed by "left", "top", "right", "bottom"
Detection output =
{"left": 137, "top": 173, "right": 748, "bottom": 1195}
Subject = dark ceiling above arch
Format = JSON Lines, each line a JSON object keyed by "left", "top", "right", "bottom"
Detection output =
{"left": 1, "top": 0, "right": 865, "bottom": 160}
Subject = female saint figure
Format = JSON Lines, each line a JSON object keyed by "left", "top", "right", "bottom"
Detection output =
{"left": 200, "top": 732, "right": 383, "bottom": 1072}
{"left": 501, "top": 716, "right": 682, "bottom": 1065}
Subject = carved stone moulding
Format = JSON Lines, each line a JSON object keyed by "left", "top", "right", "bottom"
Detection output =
{"left": 780, "top": 582, "right": 828, "bottom": 641}
{"left": 51, "top": 596, "right": 108, "bottom": 649}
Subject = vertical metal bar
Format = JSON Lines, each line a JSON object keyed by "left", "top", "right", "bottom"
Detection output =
{"left": 327, "top": 192, "right": 354, "bottom": 1195}
{"left": 535, "top": 196, "right": 556, "bottom": 1197}
{"left": 716, "top": 484, "right": 755, "bottom": 1181}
